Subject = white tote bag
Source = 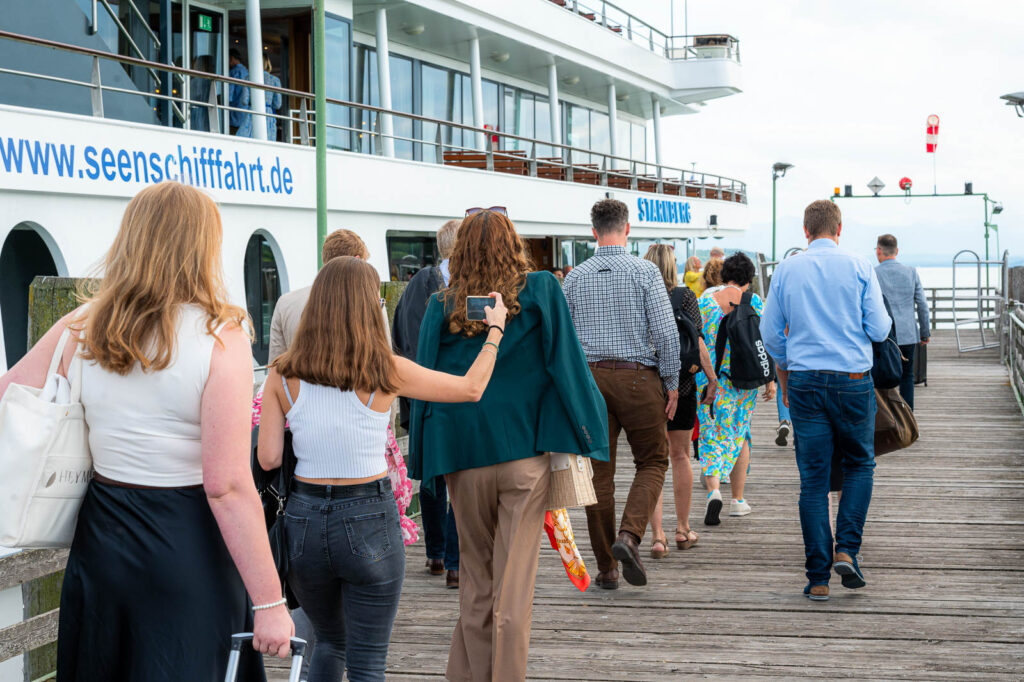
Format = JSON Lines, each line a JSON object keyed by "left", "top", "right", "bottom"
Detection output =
{"left": 0, "top": 327, "right": 92, "bottom": 548}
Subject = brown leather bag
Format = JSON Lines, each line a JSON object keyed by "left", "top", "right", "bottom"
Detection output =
{"left": 874, "top": 387, "right": 919, "bottom": 455}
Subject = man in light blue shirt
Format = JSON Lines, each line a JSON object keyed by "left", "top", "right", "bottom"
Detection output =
{"left": 875, "top": 234, "right": 930, "bottom": 409}
{"left": 760, "top": 200, "right": 891, "bottom": 602}
{"left": 228, "top": 49, "right": 252, "bottom": 138}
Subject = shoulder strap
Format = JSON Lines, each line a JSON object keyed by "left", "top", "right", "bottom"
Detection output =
{"left": 714, "top": 316, "right": 729, "bottom": 377}
{"left": 47, "top": 327, "right": 72, "bottom": 378}
{"left": 740, "top": 289, "right": 753, "bottom": 307}
{"left": 366, "top": 390, "right": 376, "bottom": 409}
{"left": 281, "top": 374, "right": 295, "bottom": 407}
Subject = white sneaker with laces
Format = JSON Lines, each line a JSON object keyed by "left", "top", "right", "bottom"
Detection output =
{"left": 775, "top": 421, "right": 791, "bottom": 446}
{"left": 730, "top": 499, "right": 752, "bottom": 517}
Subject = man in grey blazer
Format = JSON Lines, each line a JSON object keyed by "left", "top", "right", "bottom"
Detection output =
{"left": 875, "top": 234, "right": 930, "bottom": 409}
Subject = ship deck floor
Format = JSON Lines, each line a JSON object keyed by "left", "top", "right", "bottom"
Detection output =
{"left": 273, "top": 331, "right": 1024, "bottom": 680}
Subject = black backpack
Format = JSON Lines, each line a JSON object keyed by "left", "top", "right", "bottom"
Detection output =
{"left": 714, "top": 290, "right": 775, "bottom": 390}
{"left": 671, "top": 292, "right": 702, "bottom": 376}
{"left": 872, "top": 296, "right": 903, "bottom": 390}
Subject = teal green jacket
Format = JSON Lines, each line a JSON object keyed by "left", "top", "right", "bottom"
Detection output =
{"left": 408, "top": 271, "right": 609, "bottom": 485}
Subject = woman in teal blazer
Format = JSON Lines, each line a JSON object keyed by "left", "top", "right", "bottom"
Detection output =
{"left": 408, "top": 210, "right": 607, "bottom": 681}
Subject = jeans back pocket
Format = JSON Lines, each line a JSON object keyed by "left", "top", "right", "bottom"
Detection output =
{"left": 344, "top": 510, "right": 392, "bottom": 561}
{"left": 283, "top": 513, "right": 308, "bottom": 562}
{"left": 837, "top": 387, "right": 874, "bottom": 427}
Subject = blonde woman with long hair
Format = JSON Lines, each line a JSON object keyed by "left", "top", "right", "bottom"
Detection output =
{"left": 0, "top": 182, "right": 293, "bottom": 679}
{"left": 257, "top": 256, "right": 508, "bottom": 681}
{"left": 642, "top": 245, "right": 717, "bottom": 558}
{"left": 683, "top": 255, "right": 704, "bottom": 296}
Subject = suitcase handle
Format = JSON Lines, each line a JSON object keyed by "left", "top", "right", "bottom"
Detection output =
{"left": 225, "top": 633, "right": 307, "bottom": 682}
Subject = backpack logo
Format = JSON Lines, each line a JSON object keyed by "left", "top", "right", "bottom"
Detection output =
{"left": 755, "top": 339, "right": 771, "bottom": 377}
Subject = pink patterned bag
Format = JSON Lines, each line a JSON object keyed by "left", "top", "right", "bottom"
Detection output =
{"left": 251, "top": 385, "right": 419, "bottom": 546}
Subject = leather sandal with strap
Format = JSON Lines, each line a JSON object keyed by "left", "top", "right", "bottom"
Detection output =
{"left": 650, "top": 536, "right": 669, "bottom": 559}
{"left": 675, "top": 528, "right": 699, "bottom": 550}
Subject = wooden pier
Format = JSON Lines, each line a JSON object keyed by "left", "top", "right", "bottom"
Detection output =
{"left": 374, "top": 331, "right": 1024, "bottom": 680}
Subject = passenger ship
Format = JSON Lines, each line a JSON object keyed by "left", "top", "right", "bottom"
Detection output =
{"left": 0, "top": 0, "right": 747, "bottom": 370}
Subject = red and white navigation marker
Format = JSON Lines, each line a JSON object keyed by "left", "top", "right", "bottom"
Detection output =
{"left": 926, "top": 114, "right": 940, "bottom": 152}
{"left": 926, "top": 114, "right": 940, "bottom": 194}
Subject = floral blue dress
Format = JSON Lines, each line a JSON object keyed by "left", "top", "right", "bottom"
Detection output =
{"left": 695, "top": 290, "right": 765, "bottom": 479}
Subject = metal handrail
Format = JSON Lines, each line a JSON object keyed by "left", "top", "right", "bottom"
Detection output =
{"left": 0, "top": 29, "right": 747, "bottom": 202}
{"left": 547, "top": 1, "right": 739, "bottom": 61}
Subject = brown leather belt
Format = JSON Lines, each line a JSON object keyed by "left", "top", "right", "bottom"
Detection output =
{"left": 815, "top": 370, "right": 867, "bottom": 380}
{"left": 93, "top": 472, "right": 203, "bottom": 491}
{"left": 589, "top": 360, "right": 656, "bottom": 372}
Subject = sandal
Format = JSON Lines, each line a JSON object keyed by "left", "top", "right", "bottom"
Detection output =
{"left": 675, "top": 528, "right": 699, "bottom": 550}
{"left": 650, "top": 536, "right": 669, "bottom": 559}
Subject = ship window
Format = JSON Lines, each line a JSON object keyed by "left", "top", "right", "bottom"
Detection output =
{"left": 0, "top": 225, "right": 61, "bottom": 369}
{"left": 324, "top": 15, "right": 352, "bottom": 150}
{"left": 590, "top": 110, "right": 610, "bottom": 158}
{"left": 387, "top": 235, "right": 438, "bottom": 282}
{"left": 632, "top": 122, "right": 647, "bottom": 163}
{"left": 615, "top": 117, "right": 630, "bottom": 163}
{"left": 421, "top": 64, "right": 451, "bottom": 160}
{"left": 244, "top": 233, "right": 282, "bottom": 366}
{"left": 567, "top": 105, "right": 590, "bottom": 162}
{"left": 535, "top": 97, "right": 553, "bottom": 156}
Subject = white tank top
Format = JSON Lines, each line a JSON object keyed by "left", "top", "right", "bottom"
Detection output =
{"left": 283, "top": 379, "right": 390, "bottom": 480}
{"left": 80, "top": 305, "right": 222, "bottom": 487}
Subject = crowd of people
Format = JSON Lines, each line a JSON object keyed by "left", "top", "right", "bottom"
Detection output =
{"left": 0, "top": 183, "right": 934, "bottom": 680}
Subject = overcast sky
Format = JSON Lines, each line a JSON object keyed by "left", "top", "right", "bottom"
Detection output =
{"left": 620, "top": 0, "right": 1024, "bottom": 266}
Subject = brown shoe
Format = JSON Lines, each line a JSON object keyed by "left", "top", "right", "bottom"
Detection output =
{"left": 426, "top": 558, "right": 444, "bottom": 576}
{"left": 833, "top": 552, "right": 865, "bottom": 588}
{"left": 805, "top": 584, "right": 830, "bottom": 601}
{"left": 595, "top": 569, "right": 619, "bottom": 590}
{"left": 611, "top": 532, "right": 647, "bottom": 586}
{"left": 446, "top": 569, "right": 459, "bottom": 589}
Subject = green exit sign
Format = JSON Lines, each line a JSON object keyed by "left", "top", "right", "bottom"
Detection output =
{"left": 198, "top": 14, "right": 213, "bottom": 32}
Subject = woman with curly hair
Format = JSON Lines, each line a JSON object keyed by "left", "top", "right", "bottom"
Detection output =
{"left": 701, "top": 257, "right": 724, "bottom": 293}
{"left": 409, "top": 209, "right": 608, "bottom": 682}
{"left": 695, "top": 253, "right": 775, "bottom": 526}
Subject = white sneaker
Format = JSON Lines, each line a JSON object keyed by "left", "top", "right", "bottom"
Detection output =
{"left": 775, "top": 421, "right": 791, "bottom": 447}
{"left": 704, "top": 489, "right": 723, "bottom": 526}
{"left": 730, "top": 499, "right": 752, "bottom": 517}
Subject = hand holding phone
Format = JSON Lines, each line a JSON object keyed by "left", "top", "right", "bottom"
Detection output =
{"left": 467, "top": 293, "right": 508, "bottom": 329}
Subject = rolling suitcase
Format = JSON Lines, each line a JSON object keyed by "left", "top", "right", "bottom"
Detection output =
{"left": 225, "top": 633, "right": 307, "bottom": 682}
{"left": 913, "top": 341, "right": 927, "bottom": 386}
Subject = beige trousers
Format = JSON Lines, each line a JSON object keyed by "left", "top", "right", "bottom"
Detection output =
{"left": 444, "top": 455, "right": 550, "bottom": 682}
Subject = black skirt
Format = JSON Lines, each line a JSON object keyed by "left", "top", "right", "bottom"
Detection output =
{"left": 57, "top": 480, "right": 265, "bottom": 682}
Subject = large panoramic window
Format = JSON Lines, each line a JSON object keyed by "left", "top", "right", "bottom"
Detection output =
{"left": 324, "top": 16, "right": 352, "bottom": 150}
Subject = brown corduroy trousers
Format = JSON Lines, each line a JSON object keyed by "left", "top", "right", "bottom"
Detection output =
{"left": 445, "top": 454, "right": 550, "bottom": 682}
{"left": 585, "top": 366, "right": 670, "bottom": 574}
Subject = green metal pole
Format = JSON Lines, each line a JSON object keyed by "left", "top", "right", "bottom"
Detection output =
{"left": 771, "top": 173, "right": 777, "bottom": 262}
{"left": 314, "top": 0, "right": 327, "bottom": 268}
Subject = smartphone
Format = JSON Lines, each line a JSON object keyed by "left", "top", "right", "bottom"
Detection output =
{"left": 466, "top": 295, "right": 494, "bottom": 321}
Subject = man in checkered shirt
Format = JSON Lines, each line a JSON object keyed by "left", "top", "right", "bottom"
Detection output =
{"left": 563, "top": 198, "right": 680, "bottom": 589}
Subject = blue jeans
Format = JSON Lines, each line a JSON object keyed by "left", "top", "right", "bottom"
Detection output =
{"left": 284, "top": 478, "right": 405, "bottom": 682}
{"left": 788, "top": 371, "right": 876, "bottom": 585}
{"left": 776, "top": 380, "right": 791, "bottom": 423}
{"left": 420, "top": 478, "right": 459, "bottom": 570}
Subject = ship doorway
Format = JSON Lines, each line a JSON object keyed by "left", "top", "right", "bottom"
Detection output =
{"left": 0, "top": 225, "right": 62, "bottom": 370}
{"left": 244, "top": 232, "right": 283, "bottom": 365}
{"left": 524, "top": 238, "right": 554, "bottom": 272}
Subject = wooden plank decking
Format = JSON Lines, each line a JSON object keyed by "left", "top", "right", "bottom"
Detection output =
{"left": 278, "top": 331, "right": 1024, "bottom": 680}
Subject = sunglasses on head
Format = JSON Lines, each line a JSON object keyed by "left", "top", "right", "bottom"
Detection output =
{"left": 465, "top": 206, "right": 508, "bottom": 217}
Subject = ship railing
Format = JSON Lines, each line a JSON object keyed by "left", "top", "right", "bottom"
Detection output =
{"left": 1005, "top": 301, "right": 1024, "bottom": 416}
{"left": 543, "top": 0, "right": 740, "bottom": 61}
{"left": 0, "top": 30, "right": 747, "bottom": 205}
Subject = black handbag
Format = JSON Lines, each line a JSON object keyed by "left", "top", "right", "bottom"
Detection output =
{"left": 873, "top": 296, "right": 904, "bottom": 390}
{"left": 252, "top": 428, "right": 300, "bottom": 609}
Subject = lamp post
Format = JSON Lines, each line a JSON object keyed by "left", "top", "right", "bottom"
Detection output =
{"left": 771, "top": 162, "right": 793, "bottom": 261}
{"left": 984, "top": 198, "right": 1003, "bottom": 288}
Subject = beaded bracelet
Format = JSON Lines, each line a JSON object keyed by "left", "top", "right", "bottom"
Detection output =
{"left": 483, "top": 341, "right": 500, "bottom": 352}
{"left": 252, "top": 597, "right": 288, "bottom": 612}
{"left": 479, "top": 346, "right": 497, "bottom": 356}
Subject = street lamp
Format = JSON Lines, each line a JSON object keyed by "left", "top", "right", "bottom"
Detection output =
{"left": 983, "top": 196, "right": 1003, "bottom": 288}
{"left": 771, "top": 162, "right": 793, "bottom": 261}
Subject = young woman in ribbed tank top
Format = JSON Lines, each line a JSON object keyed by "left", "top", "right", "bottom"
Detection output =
{"left": 256, "top": 256, "right": 507, "bottom": 682}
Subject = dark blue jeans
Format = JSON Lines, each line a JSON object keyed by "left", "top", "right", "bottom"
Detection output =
{"left": 419, "top": 478, "right": 459, "bottom": 570}
{"left": 284, "top": 478, "right": 405, "bottom": 682}
{"left": 788, "top": 371, "right": 876, "bottom": 585}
